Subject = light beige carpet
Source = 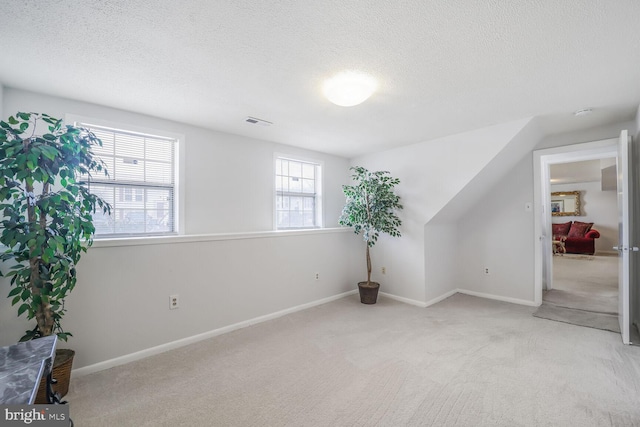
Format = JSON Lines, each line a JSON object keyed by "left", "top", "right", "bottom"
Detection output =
{"left": 548, "top": 253, "right": 618, "bottom": 314}
{"left": 534, "top": 254, "right": 619, "bottom": 333}
{"left": 66, "top": 294, "right": 640, "bottom": 426}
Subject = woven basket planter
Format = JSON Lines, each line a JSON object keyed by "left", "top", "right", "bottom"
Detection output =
{"left": 35, "top": 349, "right": 75, "bottom": 404}
{"left": 358, "top": 281, "right": 380, "bottom": 304}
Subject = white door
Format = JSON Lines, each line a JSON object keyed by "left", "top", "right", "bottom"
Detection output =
{"left": 617, "top": 130, "right": 631, "bottom": 344}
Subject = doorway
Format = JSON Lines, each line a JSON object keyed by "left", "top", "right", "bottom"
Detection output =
{"left": 545, "top": 159, "right": 619, "bottom": 319}
{"left": 533, "top": 137, "right": 624, "bottom": 336}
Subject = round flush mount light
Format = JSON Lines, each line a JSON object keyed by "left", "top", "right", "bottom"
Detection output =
{"left": 323, "top": 71, "right": 377, "bottom": 107}
{"left": 573, "top": 108, "right": 593, "bottom": 117}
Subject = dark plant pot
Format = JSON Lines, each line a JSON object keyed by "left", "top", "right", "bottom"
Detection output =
{"left": 358, "top": 281, "right": 380, "bottom": 304}
{"left": 35, "top": 348, "right": 75, "bottom": 403}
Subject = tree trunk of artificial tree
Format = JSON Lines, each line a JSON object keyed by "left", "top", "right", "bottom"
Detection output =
{"left": 29, "top": 257, "right": 54, "bottom": 337}
{"left": 360, "top": 245, "right": 379, "bottom": 303}
{"left": 366, "top": 244, "right": 372, "bottom": 285}
{"left": 24, "top": 142, "right": 54, "bottom": 337}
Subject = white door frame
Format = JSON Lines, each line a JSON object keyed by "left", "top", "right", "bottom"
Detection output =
{"left": 533, "top": 139, "right": 618, "bottom": 305}
{"left": 616, "top": 130, "right": 632, "bottom": 344}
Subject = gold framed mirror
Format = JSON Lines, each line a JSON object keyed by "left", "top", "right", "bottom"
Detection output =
{"left": 551, "top": 191, "right": 581, "bottom": 216}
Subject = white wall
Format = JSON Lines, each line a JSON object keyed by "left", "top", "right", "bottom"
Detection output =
{"left": 550, "top": 181, "right": 618, "bottom": 254}
{"left": 0, "top": 230, "right": 359, "bottom": 369}
{"left": 423, "top": 223, "right": 459, "bottom": 303}
{"left": 535, "top": 121, "right": 636, "bottom": 151}
{"left": 351, "top": 118, "right": 534, "bottom": 303}
{"left": 427, "top": 119, "right": 543, "bottom": 303}
{"left": 2, "top": 88, "right": 349, "bottom": 233}
{"left": 456, "top": 120, "right": 635, "bottom": 305}
{"left": 457, "top": 154, "right": 536, "bottom": 303}
{"left": 83, "top": 231, "right": 357, "bottom": 369}
{"left": 0, "top": 88, "right": 359, "bottom": 370}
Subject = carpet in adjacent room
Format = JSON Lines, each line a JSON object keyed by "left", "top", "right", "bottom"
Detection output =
{"left": 533, "top": 303, "right": 620, "bottom": 333}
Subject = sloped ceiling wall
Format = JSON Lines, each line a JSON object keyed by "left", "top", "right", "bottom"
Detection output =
{"left": 455, "top": 119, "right": 636, "bottom": 304}
{"left": 425, "top": 119, "right": 544, "bottom": 302}
{"left": 352, "top": 118, "right": 534, "bottom": 302}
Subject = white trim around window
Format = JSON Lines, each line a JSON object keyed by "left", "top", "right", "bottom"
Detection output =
{"left": 65, "top": 114, "right": 186, "bottom": 238}
{"left": 273, "top": 153, "right": 324, "bottom": 230}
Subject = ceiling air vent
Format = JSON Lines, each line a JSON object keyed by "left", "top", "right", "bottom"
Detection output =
{"left": 573, "top": 108, "right": 593, "bottom": 117}
{"left": 245, "top": 116, "right": 273, "bottom": 126}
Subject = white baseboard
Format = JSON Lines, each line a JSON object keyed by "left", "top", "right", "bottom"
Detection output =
{"left": 424, "top": 289, "right": 458, "bottom": 307}
{"left": 379, "top": 289, "right": 458, "bottom": 308}
{"left": 379, "top": 288, "right": 532, "bottom": 309}
{"left": 379, "top": 291, "right": 428, "bottom": 307}
{"left": 73, "top": 289, "right": 358, "bottom": 378}
{"left": 456, "top": 288, "right": 538, "bottom": 307}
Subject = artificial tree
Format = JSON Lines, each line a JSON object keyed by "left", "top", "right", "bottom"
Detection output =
{"left": 339, "top": 166, "right": 402, "bottom": 304}
{"left": 0, "top": 112, "right": 109, "bottom": 342}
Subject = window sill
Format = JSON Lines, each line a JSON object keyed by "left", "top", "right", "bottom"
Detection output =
{"left": 91, "top": 227, "right": 351, "bottom": 248}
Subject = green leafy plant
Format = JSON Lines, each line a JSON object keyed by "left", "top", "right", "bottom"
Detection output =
{"left": 0, "top": 112, "right": 110, "bottom": 341}
{"left": 339, "top": 166, "right": 402, "bottom": 286}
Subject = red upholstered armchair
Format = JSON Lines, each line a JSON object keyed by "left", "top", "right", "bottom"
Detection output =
{"left": 552, "top": 221, "right": 600, "bottom": 255}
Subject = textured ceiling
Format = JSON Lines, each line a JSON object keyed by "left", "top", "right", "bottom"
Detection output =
{"left": 0, "top": 1, "right": 639, "bottom": 158}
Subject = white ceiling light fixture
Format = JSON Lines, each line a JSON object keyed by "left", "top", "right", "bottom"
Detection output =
{"left": 323, "top": 71, "right": 378, "bottom": 107}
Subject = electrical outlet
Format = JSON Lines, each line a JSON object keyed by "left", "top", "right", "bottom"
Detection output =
{"left": 381, "top": 266, "right": 386, "bottom": 275}
{"left": 484, "top": 267, "right": 490, "bottom": 276}
{"left": 170, "top": 294, "right": 179, "bottom": 309}
{"left": 314, "top": 272, "right": 319, "bottom": 281}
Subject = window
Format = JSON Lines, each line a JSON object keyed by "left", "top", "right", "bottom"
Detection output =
{"left": 76, "top": 122, "right": 178, "bottom": 237}
{"left": 275, "top": 157, "right": 322, "bottom": 229}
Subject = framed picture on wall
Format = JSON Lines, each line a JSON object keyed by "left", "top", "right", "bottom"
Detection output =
{"left": 550, "top": 191, "right": 581, "bottom": 216}
{"left": 551, "top": 200, "right": 564, "bottom": 213}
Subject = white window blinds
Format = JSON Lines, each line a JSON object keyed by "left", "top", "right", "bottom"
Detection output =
{"left": 78, "top": 123, "right": 177, "bottom": 237}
